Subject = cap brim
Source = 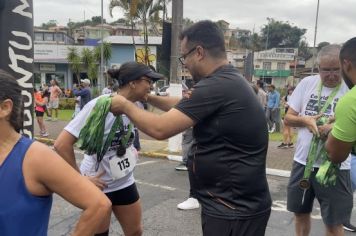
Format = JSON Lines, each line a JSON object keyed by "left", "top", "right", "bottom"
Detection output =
{"left": 145, "top": 71, "right": 164, "bottom": 82}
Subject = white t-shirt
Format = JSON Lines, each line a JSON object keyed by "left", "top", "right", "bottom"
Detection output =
{"left": 102, "top": 87, "right": 112, "bottom": 95}
{"left": 289, "top": 75, "right": 351, "bottom": 169}
{"left": 65, "top": 95, "right": 137, "bottom": 193}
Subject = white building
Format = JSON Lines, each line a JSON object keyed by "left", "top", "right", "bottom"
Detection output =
{"left": 253, "top": 48, "right": 297, "bottom": 88}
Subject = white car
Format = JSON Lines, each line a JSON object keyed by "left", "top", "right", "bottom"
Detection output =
{"left": 156, "top": 86, "right": 169, "bottom": 96}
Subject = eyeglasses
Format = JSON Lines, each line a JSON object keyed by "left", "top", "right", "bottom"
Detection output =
{"left": 179, "top": 46, "right": 198, "bottom": 65}
{"left": 319, "top": 67, "right": 341, "bottom": 75}
{"left": 140, "top": 78, "right": 153, "bottom": 85}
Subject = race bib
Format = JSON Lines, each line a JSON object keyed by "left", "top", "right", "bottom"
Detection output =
{"left": 109, "top": 147, "right": 137, "bottom": 180}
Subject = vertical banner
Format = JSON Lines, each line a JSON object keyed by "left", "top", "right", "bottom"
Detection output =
{"left": 0, "top": 0, "right": 34, "bottom": 138}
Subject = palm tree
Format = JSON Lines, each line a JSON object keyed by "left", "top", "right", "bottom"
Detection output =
{"left": 109, "top": 0, "right": 163, "bottom": 65}
{"left": 67, "top": 47, "right": 82, "bottom": 84}
{"left": 110, "top": 0, "right": 138, "bottom": 61}
{"left": 94, "top": 42, "right": 112, "bottom": 85}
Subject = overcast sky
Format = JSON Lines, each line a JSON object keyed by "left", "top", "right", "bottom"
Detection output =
{"left": 33, "top": 0, "right": 356, "bottom": 46}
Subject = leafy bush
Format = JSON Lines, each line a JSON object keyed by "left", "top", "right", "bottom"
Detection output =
{"left": 59, "top": 98, "right": 76, "bottom": 109}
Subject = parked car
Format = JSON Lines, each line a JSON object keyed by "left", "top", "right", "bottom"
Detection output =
{"left": 156, "top": 86, "right": 169, "bottom": 96}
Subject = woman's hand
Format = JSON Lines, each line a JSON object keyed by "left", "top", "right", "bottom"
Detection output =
{"left": 85, "top": 171, "right": 107, "bottom": 190}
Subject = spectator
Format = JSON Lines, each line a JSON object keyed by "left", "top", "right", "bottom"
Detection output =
{"left": 48, "top": 79, "right": 62, "bottom": 121}
{"left": 175, "top": 127, "right": 200, "bottom": 210}
{"left": 256, "top": 80, "right": 267, "bottom": 109}
{"left": 73, "top": 79, "right": 92, "bottom": 110}
{"left": 102, "top": 81, "right": 114, "bottom": 95}
{"left": 34, "top": 88, "right": 49, "bottom": 137}
{"left": 266, "top": 84, "right": 280, "bottom": 133}
{"left": 278, "top": 87, "right": 294, "bottom": 148}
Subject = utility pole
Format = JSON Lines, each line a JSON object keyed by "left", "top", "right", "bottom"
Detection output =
{"left": 168, "top": 0, "right": 183, "bottom": 152}
{"left": 311, "top": 0, "right": 320, "bottom": 74}
{"left": 169, "top": 0, "right": 183, "bottom": 84}
{"left": 100, "top": 0, "right": 104, "bottom": 91}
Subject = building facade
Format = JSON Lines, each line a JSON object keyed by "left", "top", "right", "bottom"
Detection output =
{"left": 253, "top": 48, "right": 297, "bottom": 88}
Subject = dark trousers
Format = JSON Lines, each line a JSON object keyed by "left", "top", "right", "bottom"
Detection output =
{"left": 201, "top": 210, "right": 271, "bottom": 236}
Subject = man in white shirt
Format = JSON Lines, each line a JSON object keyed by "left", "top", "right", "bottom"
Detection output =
{"left": 285, "top": 44, "right": 352, "bottom": 236}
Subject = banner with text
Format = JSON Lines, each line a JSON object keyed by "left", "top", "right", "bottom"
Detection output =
{"left": 0, "top": 0, "right": 34, "bottom": 138}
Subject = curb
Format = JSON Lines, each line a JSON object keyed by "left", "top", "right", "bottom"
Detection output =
{"left": 35, "top": 137, "right": 56, "bottom": 145}
{"left": 138, "top": 151, "right": 168, "bottom": 159}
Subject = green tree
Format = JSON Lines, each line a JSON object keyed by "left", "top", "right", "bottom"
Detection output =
{"left": 261, "top": 18, "right": 306, "bottom": 49}
{"left": 40, "top": 20, "right": 58, "bottom": 29}
{"left": 109, "top": 0, "right": 163, "bottom": 65}
{"left": 298, "top": 40, "right": 313, "bottom": 60}
{"left": 91, "top": 16, "right": 107, "bottom": 26}
{"left": 250, "top": 33, "right": 262, "bottom": 51}
{"left": 67, "top": 47, "right": 82, "bottom": 83}
{"left": 317, "top": 41, "right": 330, "bottom": 51}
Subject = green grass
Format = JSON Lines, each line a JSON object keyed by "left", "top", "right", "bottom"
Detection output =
{"left": 269, "top": 132, "right": 283, "bottom": 141}
{"left": 44, "top": 109, "right": 74, "bottom": 121}
{"left": 49, "top": 110, "right": 294, "bottom": 142}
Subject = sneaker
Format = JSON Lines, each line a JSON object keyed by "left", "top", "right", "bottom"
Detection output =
{"left": 175, "top": 163, "right": 188, "bottom": 171}
{"left": 343, "top": 222, "right": 356, "bottom": 232}
{"left": 277, "top": 143, "right": 288, "bottom": 149}
{"left": 40, "top": 132, "right": 49, "bottom": 137}
{"left": 177, "top": 197, "right": 200, "bottom": 210}
{"left": 288, "top": 143, "right": 294, "bottom": 148}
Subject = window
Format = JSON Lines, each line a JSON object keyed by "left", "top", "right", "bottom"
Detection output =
{"left": 44, "top": 33, "right": 54, "bottom": 41}
{"left": 34, "top": 33, "right": 43, "bottom": 41}
{"left": 277, "top": 62, "right": 286, "bottom": 70}
{"left": 263, "top": 62, "right": 271, "bottom": 70}
{"left": 55, "top": 33, "right": 64, "bottom": 42}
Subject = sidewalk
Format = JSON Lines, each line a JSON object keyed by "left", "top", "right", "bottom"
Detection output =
{"left": 34, "top": 119, "right": 294, "bottom": 172}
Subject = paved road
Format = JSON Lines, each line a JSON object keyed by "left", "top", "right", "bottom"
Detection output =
{"left": 48, "top": 154, "right": 356, "bottom": 236}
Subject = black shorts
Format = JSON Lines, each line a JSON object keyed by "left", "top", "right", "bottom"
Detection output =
{"left": 35, "top": 110, "right": 44, "bottom": 117}
{"left": 201, "top": 210, "right": 271, "bottom": 236}
{"left": 287, "top": 161, "right": 352, "bottom": 225}
{"left": 105, "top": 183, "right": 139, "bottom": 205}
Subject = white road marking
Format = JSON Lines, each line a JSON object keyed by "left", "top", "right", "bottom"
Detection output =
{"left": 135, "top": 179, "right": 176, "bottom": 191}
{"left": 137, "top": 161, "right": 160, "bottom": 166}
{"left": 272, "top": 200, "right": 321, "bottom": 219}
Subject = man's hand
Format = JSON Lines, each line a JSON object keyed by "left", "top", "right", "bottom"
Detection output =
{"left": 318, "top": 123, "right": 333, "bottom": 141}
{"left": 85, "top": 171, "right": 107, "bottom": 190}
{"left": 110, "top": 94, "right": 129, "bottom": 115}
{"left": 183, "top": 88, "right": 194, "bottom": 99}
{"left": 303, "top": 114, "right": 323, "bottom": 136}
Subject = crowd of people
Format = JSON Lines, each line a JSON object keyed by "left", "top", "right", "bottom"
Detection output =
{"left": 0, "top": 19, "right": 356, "bottom": 236}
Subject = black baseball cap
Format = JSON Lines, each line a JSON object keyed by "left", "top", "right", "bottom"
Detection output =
{"left": 108, "top": 62, "right": 164, "bottom": 86}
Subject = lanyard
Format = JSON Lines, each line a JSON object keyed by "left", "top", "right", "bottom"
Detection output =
{"left": 96, "top": 116, "right": 133, "bottom": 170}
{"left": 301, "top": 82, "right": 341, "bottom": 186}
{"left": 316, "top": 82, "right": 340, "bottom": 114}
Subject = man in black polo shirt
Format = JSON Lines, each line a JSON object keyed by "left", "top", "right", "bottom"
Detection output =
{"left": 110, "top": 20, "right": 271, "bottom": 236}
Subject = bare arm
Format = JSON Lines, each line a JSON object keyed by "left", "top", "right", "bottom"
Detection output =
{"left": 54, "top": 130, "right": 80, "bottom": 172}
{"left": 111, "top": 95, "right": 195, "bottom": 140}
{"left": 24, "top": 142, "right": 112, "bottom": 236}
{"left": 284, "top": 107, "right": 321, "bottom": 136}
{"left": 146, "top": 94, "right": 181, "bottom": 112}
{"left": 325, "top": 134, "right": 353, "bottom": 163}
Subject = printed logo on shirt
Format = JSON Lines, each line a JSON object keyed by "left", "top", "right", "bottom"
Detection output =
{"left": 107, "top": 124, "right": 135, "bottom": 152}
{"left": 304, "top": 93, "right": 339, "bottom": 116}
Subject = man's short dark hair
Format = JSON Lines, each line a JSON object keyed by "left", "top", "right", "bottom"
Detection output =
{"left": 179, "top": 20, "right": 226, "bottom": 59}
{"left": 340, "top": 37, "right": 356, "bottom": 65}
